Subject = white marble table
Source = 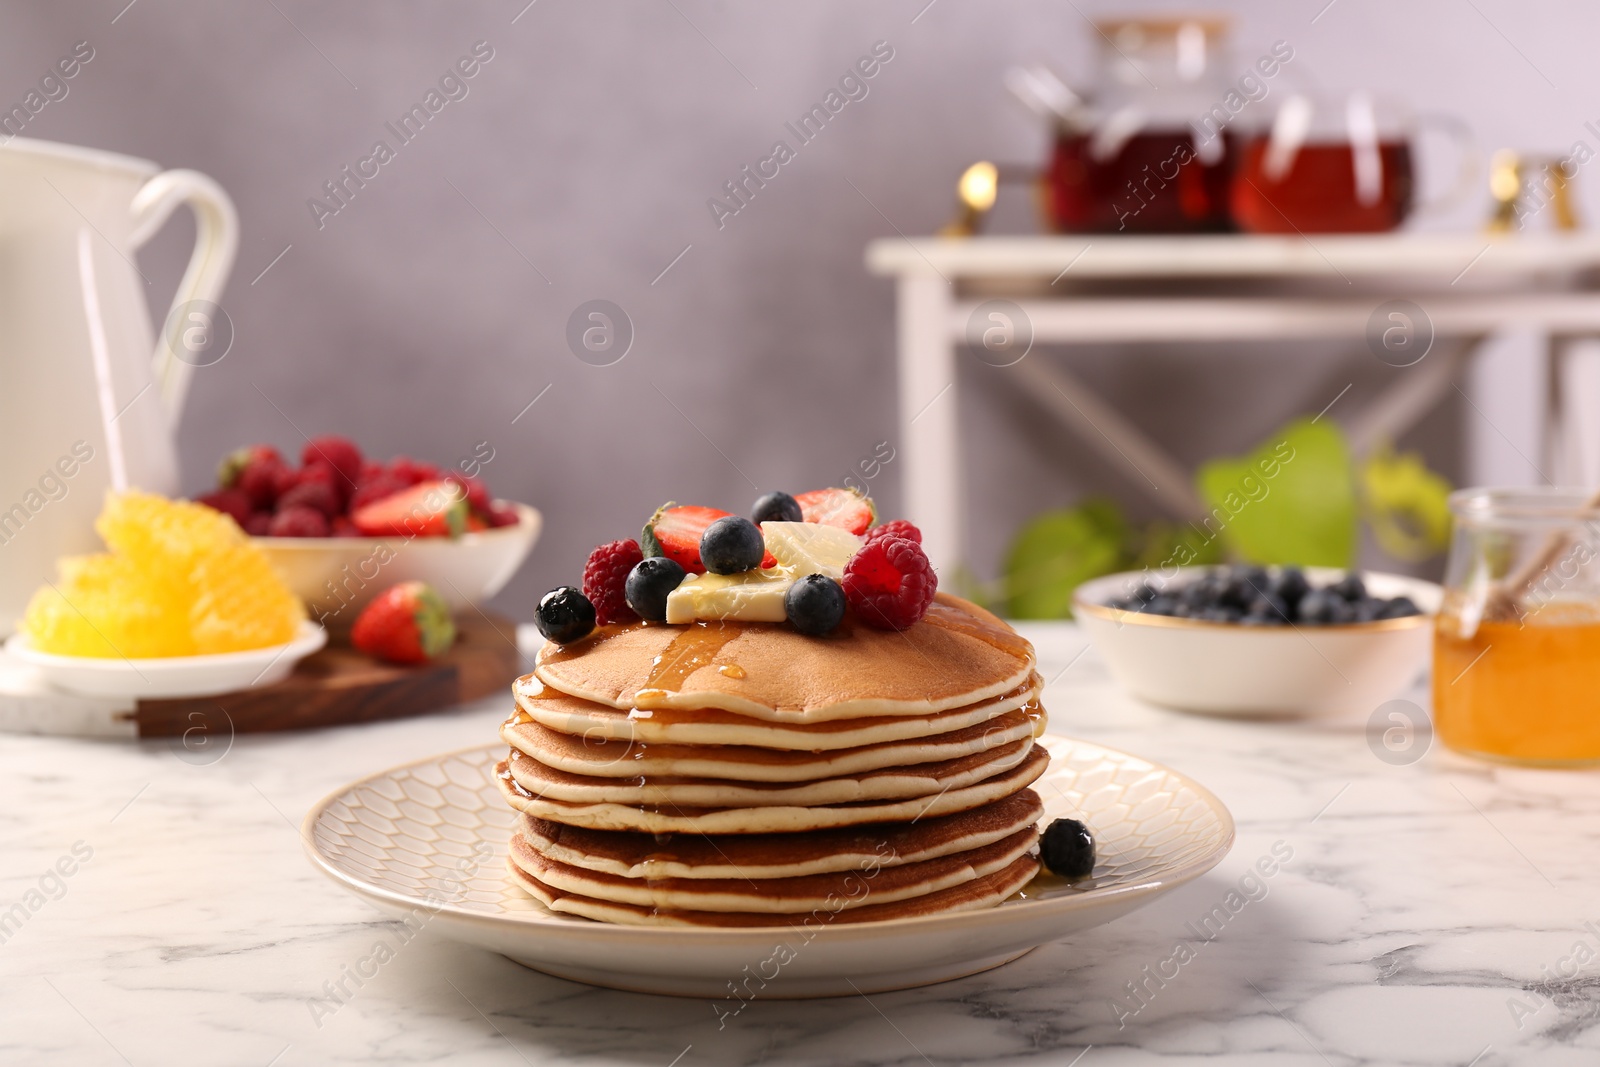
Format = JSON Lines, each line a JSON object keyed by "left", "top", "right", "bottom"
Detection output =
{"left": 3, "top": 623, "right": 1597, "bottom": 1066}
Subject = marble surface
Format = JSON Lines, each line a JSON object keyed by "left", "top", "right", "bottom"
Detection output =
{"left": 3, "top": 623, "right": 1598, "bottom": 1066}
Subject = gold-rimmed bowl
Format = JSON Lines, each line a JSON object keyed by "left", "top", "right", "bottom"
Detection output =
{"left": 1072, "top": 567, "right": 1440, "bottom": 717}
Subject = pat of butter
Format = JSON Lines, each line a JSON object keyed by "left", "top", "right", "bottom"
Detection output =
{"left": 663, "top": 522, "right": 862, "bottom": 625}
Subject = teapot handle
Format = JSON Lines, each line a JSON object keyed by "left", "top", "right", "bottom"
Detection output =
{"left": 129, "top": 169, "right": 239, "bottom": 421}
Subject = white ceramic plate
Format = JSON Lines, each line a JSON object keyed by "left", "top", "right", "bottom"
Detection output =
{"left": 254, "top": 502, "right": 541, "bottom": 620}
{"left": 302, "top": 735, "right": 1235, "bottom": 998}
{"left": 1074, "top": 567, "right": 1440, "bottom": 718}
{"left": 4, "top": 620, "right": 327, "bottom": 699}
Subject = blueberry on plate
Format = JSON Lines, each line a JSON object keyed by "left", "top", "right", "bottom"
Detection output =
{"left": 751, "top": 490, "right": 803, "bottom": 524}
{"left": 785, "top": 573, "right": 846, "bottom": 635}
{"left": 625, "top": 557, "right": 687, "bottom": 621}
{"left": 1040, "top": 818, "right": 1095, "bottom": 878}
{"left": 699, "top": 516, "right": 765, "bottom": 575}
{"left": 535, "top": 586, "right": 596, "bottom": 644}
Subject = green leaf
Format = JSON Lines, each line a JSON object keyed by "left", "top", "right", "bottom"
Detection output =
{"left": 1195, "top": 417, "right": 1356, "bottom": 567}
{"left": 1003, "top": 498, "right": 1128, "bottom": 619}
{"left": 1133, "top": 519, "right": 1225, "bottom": 572}
{"left": 1360, "top": 443, "right": 1453, "bottom": 562}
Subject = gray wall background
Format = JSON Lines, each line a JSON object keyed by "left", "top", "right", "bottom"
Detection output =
{"left": 2, "top": 0, "right": 1591, "bottom": 615}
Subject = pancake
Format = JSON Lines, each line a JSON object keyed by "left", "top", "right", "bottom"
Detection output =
{"left": 511, "top": 673, "right": 1045, "bottom": 751}
{"left": 516, "top": 790, "right": 1045, "bottom": 879}
{"left": 503, "top": 738, "right": 1033, "bottom": 807}
{"left": 534, "top": 594, "right": 1034, "bottom": 721}
{"left": 508, "top": 826, "right": 1038, "bottom": 913}
{"left": 502, "top": 707, "right": 1039, "bottom": 783}
{"left": 496, "top": 744, "right": 1050, "bottom": 834}
{"left": 508, "top": 853, "right": 1042, "bottom": 927}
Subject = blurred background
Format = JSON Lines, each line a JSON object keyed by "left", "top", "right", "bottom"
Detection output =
{"left": 2, "top": 0, "right": 1594, "bottom": 618}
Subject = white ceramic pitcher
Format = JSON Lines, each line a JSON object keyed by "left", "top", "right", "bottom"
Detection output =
{"left": 0, "top": 138, "right": 238, "bottom": 632}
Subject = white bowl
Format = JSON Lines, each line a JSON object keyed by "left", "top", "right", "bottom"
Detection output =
{"left": 4, "top": 620, "right": 327, "bottom": 699}
{"left": 254, "top": 502, "right": 541, "bottom": 623}
{"left": 1072, "top": 567, "right": 1440, "bottom": 717}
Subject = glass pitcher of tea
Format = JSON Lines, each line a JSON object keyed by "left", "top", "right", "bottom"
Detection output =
{"left": 1231, "top": 93, "right": 1474, "bottom": 233}
{"left": 1434, "top": 488, "right": 1600, "bottom": 766}
{"left": 1040, "top": 17, "right": 1239, "bottom": 234}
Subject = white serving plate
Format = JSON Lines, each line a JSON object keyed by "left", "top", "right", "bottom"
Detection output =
{"left": 254, "top": 502, "right": 540, "bottom": 620}
{"left": 1073, "top": 567, "right": 1440, "bottom": 717}
{"left": 4, "top": 620, "right": 327, "bottom": 699}
{"left": 302, "top": 735, "right": 1234, "bottom": 998}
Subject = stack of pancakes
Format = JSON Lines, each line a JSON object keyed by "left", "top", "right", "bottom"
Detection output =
{"left": 495, "top": 593, "right": 1049, "bottom": 927}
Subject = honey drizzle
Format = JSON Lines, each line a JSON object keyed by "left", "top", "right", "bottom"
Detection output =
{"left": 919, "top": 602, "right": 1034, "bottom": 660}
{"left": 634, "top": 622, "right": 743, "bottom": 708}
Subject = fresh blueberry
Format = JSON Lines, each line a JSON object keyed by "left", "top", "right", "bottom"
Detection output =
{"left": 1216, "top": 573, "right": 1255, "bottom": 609}
{"left": 700, "top": 516, "right": 765, "bottom": 575}
{"left": 1379, "top": 596, "right": 1421, "bottom": 619}
{"left": 1352, "top": 597, "right": 1385, "bottom": 623}
{"left": 1270, "top": 566, "right": 1311, "bottom": 608}
{"left": 1144, "top": 595, "right": 1179, "bottom": 616}
{"left": 785, "top": 573, "right": 846, "bottom": 635}
{"left": 1296, "top": 588, "right": 1340, "bottom": 624}
{"left": 625, "top": 557, "right": 686, "bottom": 621}
{"left": 1131, "top": 583, "right": 1158, "bottom": 603}
{"left": 1235, "top": 565, "right": 1270, "bottom": 594}
{"left": 751, "top": 491, "right": 803, "bottom": 524}
{"left": 1330, "top": 572, "right": 1367, "bottom": 602}
{"left": 535, "top": 586, "right": 596, "bottom": 644}
{"left": 1248, "top": 592, "right": 1289, "bottom": 622}
{"left": 1040, "top": 818, "right": 1095, "bottom": 878}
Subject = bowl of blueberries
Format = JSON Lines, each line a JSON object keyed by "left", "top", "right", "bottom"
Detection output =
{"left": 1072, "top": 565, "right": 1439, "bottom": 717}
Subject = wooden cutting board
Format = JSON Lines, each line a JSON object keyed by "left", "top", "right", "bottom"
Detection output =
{"left": 130, "top": 613, "right": 523, "bottom": 737}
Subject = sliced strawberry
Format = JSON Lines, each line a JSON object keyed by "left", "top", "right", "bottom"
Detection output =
{"left": 641, "top": 503, "right": 727, "bottom": 574}
{"left": 796, "top": 487, "right": 876, "bottom": 535}
{"left": 352, "top": 480, "right": 467, "bottom": 538}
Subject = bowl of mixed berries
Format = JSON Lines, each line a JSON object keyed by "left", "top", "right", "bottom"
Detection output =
{"left": 193, "top": 435, "right": 539, "bottom": 620}
{"left": 1071, "top": 564, "right": 1440, "bottom": 717}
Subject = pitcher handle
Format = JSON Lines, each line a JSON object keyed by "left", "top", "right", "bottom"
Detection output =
{"left": 129, "top": 169, "right": 239, "bottom": 421}
{"left": 1411, "top": 112, "right": 1479, "bottom": 217}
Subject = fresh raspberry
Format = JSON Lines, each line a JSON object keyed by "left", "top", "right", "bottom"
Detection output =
{"left": 350, "top": 472, "right": 408, "bottom": 513}
{"left": 277, "top": 480, "right": 341, "bottom": 518}
{"left": 196, "top": 487, "right": 253, "bottom": 526}
{"left": 301, "top": 435, "right": 363, "bottom": 486}
{"left": 267, "top": 505, "right": 331, "bottom": 538}
{"left": 583, "top": 538, "right": 644, "bottom": 625}
{"left": 843, "top": 534, "right": 937, "bottom": 630}
{"left": 866, "top": 519, "right": 922, "bottom": 545}
{"left": 243, "top": 512, "right": 273, "bottom": 536}
{"left": 485, "top": 503, "right": 521, "bottom": 528}
{"left": 331, "top": 516, "right": 361, "bottom": 537}
{"left": 234, "top": 452, "right": 288, "bottom": 509}
{"left": 388, "top": 457, "right": 441, "bottom": 486}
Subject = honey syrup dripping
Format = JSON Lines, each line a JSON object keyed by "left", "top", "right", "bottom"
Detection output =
{"left": 633, "top": 622, "right": 742, "bottom": 707}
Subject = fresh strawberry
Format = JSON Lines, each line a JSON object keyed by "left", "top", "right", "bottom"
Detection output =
{"left": 796, "top": 487, "right": 876, "bottom": 535}
{"left": 584, "top": 538, "right": 644, "bottom": 625}
{"left": 196, "top": 487, "right": 253, "bottom": 526}
{"left": 843, "top": 534, "right": 937, "bottom": 630}
{"left": 866, "top": 519, "right": 922, "bottom": 545}
{"left": 466, "top": 513, "right": 487, "bottom": 532}
{"left": 267, "top": 505, "right": 331, "bottom": 538}
{"left": 351, "top": 581, "right": 457, "bottom": 664}
{"left": 301, "top": 435, "right": 363, "bottom": 489}
{"left": 277, "top": 479, "right": 340, "bottom": 518}
{"left": 352, "top": 480, "right": 467, "bottom": 537}
{"left": 641, "top": 503, "right": 731, "bottom": 574}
